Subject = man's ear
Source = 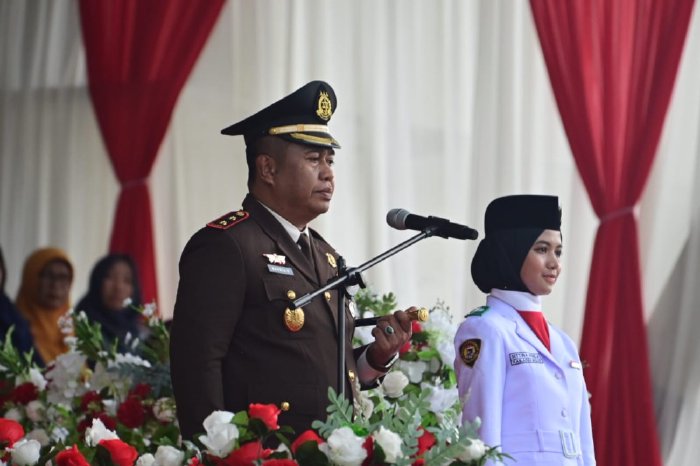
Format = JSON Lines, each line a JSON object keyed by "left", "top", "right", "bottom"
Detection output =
{"left": 257, "top": 154, "right": 277, "bottom": 185}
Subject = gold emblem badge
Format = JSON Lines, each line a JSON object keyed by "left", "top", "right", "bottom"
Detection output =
{"left": 284, "top": 307, "right": 305, "bottom": 332}
{"left": 316, "top": 91, "right": 333, "bottom": 121}
{"left": 460, "top": 339, "right": 482, "bottom": 367}
{"left": 326, "top": 253, "right": 337, "bottom": 268}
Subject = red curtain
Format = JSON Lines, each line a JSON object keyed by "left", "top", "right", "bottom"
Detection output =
{"left": 530, "top": 1, "right": 694, "bottom": 465}
{"left": 79, "top": 0, "right": 224, "bottom": 304}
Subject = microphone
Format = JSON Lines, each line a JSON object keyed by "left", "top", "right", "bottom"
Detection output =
{"left": 386, "top": 208, "right": 479, "bottom": 240}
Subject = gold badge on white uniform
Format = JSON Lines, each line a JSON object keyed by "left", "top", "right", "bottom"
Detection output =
{"left": 460, "top": 339, "right": 481, "bottom": 367}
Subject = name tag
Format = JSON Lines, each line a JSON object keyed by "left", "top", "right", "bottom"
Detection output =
{"left": 509, "top": 352, "right": 544, "bottom": 366}
{"left": 267, "top": 264, "right": 294, "bottom": 276}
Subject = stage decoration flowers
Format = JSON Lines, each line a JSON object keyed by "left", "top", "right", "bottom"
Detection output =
{"left": 0, "top": 294, "right": 507, "bottom": 465}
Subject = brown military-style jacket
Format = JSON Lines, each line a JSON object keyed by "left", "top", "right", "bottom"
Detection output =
{"left": 170, "top": 194, "right": 360, "bottom": 440}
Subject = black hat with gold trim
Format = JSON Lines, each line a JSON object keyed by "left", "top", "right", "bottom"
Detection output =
{"left": 221, "top": 80, "right": 340, "bottom": 149}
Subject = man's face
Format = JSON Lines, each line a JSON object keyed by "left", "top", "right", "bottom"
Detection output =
{"left": 270, "top": 142, "right": 335, "bottom": 226}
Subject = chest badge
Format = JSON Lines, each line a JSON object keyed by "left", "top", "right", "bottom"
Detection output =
{"left": 326, "top": 253, "right": 337, "bottom": 268}
{"left": 263, "top": 253, "right": 286, "bottom": 265}
{"left": 284, "top": 307, "right": 305, "bottom": 332}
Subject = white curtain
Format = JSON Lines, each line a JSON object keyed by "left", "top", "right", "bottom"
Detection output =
{"left": 1, "top": 2, "right": 699, "bottom": 464}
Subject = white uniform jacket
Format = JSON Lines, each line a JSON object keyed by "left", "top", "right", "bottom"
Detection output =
{"left": 454, "top": 290, "right": 595, "bottom": 466}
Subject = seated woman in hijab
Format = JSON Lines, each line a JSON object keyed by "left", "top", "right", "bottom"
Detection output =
{"left": 16, "top": 247, "right": 74, "bottom": 366}
{"left": 0, "top": 245, "right": 34, "bottom": 355}
{"left": 74, "top": 254, "right": 145, "bottom": 353}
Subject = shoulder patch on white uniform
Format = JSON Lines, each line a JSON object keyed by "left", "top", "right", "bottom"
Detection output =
{"left": 466, "top": 306, "right": 489, "bottom": 318}
{"left": 459, "top": 339, "right": 481, "bottom": 367}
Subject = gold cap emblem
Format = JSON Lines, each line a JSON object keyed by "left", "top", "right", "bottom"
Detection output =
{"left": 316, "top": 91, "right": 333, "bottom": 121}
{"left": 284, "top": 307, "right": 305, "bottom": 332}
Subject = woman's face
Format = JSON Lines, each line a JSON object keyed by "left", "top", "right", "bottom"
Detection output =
{"left": 520, "top": 229, "right": 562, "bottom": 296}
{"left": 101, "top": 261, "right": 134, "bottom": 312}
{"left": 37, "top": 260, "right": 73, "bottom": 309}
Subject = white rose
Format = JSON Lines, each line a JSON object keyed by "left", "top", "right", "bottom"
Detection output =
{"left": 136, "top": 453, "right": 156, "bottom": 466}
{"left": 425, "top": 384, "right": 459, "bottom": 413}
{"left": 198, "top": 411, "right": 239, "bottom": 458}
{"left": 381, "top": 371, "right": 409, "bottom": 398}
{"left": 456, "top": 438, "right": 486, "bottom": 462}
{"left": 372, "top": 426, "right": 403, "bottom": 463}
{"left": 9, "top": 438, "right": 41, "bottom": 465}
{"left": 25, "top": 429, "right": 50, "bottom": 447}
{"left": 27, "top": 368, "right": 47, "bottom": 391}
{"left": 319, "top": 427, "right": 367, "bottom": 466}
{"left": 85, "top": 418, "right": 119, "bottom": 447}
{"left": 25, "top": 400, "right": 45, "bottom": 422}
{"left": 435, "top": 339, "right": 455, "bottom": 367}
{"left": 154, "top": 445, "right": 185, "bottom": 466}
{"left": 4, "top": 407, "right": 24, "bottom": 421}
{"left": 153, "top": 397, "right": 176, "bottom": 422}
{"left": 51, "top": 426, "right": 70, "bottom": 443}
{"left": 396, "top": 360, "right": 428, "bottom": 384}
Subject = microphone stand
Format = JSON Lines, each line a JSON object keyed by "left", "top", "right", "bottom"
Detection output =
{"left": 289, "top": 228, "right": 437, "bottom": 398}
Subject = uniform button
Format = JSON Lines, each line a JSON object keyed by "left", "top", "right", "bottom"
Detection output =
{"left": 324, "top": 291, "right": 332, "bottom": 301}
{"left": 348, "top": 370, "right": 356, "bottom": 382}
{"left": 555, "top": 372, "right": 562, "bottom": 379}
{"left": 561, "top": 408, "right": 568, "bottom": 417}
{"left": 287, "top": 290, "right": 296, "bottom": 300}
{"left": 281, "top": 401, "right": 290, "bottom": 411}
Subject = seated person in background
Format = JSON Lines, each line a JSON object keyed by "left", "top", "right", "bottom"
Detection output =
{"left": 0, "top": 246, "right": 34, "bottom": 354}
{"left": 16, "top": 247, "right": 74, "bottom": 366}
{"left": 74, "top": 254, "right": 145, "bottom": 353}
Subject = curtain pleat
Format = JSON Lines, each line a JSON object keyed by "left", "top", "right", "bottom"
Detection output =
{"left": 530, "top": 1, "right": 696, "bottom": 464}
{"left": 78, "top": 0, "right": 225, "bottom": 303}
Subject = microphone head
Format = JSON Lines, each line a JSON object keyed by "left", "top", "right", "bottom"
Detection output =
{"left": 386, "top": 208, "right": 410, "bottom": 230}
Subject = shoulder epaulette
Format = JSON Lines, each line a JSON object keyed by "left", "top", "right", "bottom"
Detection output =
{"left": 465, "top": 305, "right": 489, "bottom": 318}
{"left": 206, "top": 210, "right": 249, "bottom": 230}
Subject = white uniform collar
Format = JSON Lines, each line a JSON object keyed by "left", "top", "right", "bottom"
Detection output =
{"left": 490, "top": 289, "right": 542, "bottom": 312}
{"left": 258, "top": 201, "right": 309, "bottom": 242}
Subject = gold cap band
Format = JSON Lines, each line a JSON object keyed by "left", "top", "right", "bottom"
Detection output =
{"left": 269, "top": 124, "right": 331, "bottom": 135}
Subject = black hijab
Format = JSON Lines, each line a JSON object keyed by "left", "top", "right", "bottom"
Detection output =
{"left": 74, "top": 254, "right": 143, "bottom": 351}
{"left": 471, "top": 195, "right": 561, "bottom": 293}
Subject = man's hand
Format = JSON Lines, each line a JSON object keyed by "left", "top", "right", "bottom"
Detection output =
{"left": 366, "top": 307, "right": 416, "bottom": 370}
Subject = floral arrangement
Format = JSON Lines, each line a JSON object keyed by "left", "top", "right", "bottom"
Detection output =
{"left": 0, "top": 293, "right": 507, "bottom": 466}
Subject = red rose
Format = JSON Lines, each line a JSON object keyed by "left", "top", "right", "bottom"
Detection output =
{"left": 187, "top": 458, "right": 203, "bottom": 466}
{"left": 291, "top": 430, "right": 324, "bottom": 454}
{"left": 262, "top": 460, "right": 298, "bottom": 466}
{"left": 221, "top": 441, "right": 271, "bottom": 466}
{"left": 128, "top": 383, "right": 152, "bottom": 400}
{"left": 0, "top": 418, "right": 25, "bottom": 447}
{"left": 248, "top": 403, "right": 280, "bottom": 430}
{"left": 98, "top": 438, "right": 138, "bottom": 466}
{"left": 11, "top": 382, "right": 39, "bottom": 405}
{"left": 416, "top": 428, "right": 436, "bottom": 454}
{"left": 55, "top": 444, "right": 90, "bottom": 466}
{"left": 361, "top": 436, "right": 374, "bottom": 466}
{"left": 80, "top": 391, "right": 104, "bottom": 414}
{"left": 399, "top": 340, "right": 412, "bottom": 355}
{"left": 117, "top": 396, "right": 147, "bottom": 428}
{"left": 411, "top": 321, "right": 423, "bottom": 334}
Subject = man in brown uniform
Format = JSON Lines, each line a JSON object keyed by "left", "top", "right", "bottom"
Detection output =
{"left": 170, "top": 81, "right": 414, "bottom": 440}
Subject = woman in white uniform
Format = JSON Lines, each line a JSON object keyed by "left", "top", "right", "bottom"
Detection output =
{"left": 454, "top": 195, "right": 595, "bottom": 466}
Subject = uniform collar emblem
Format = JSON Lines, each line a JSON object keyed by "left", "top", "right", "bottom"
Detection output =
{"left": 263, "top": 253, "right": 286, "bottom": 265}
{"left": 326, "top": 253, "right": 337, "bottom": 268}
